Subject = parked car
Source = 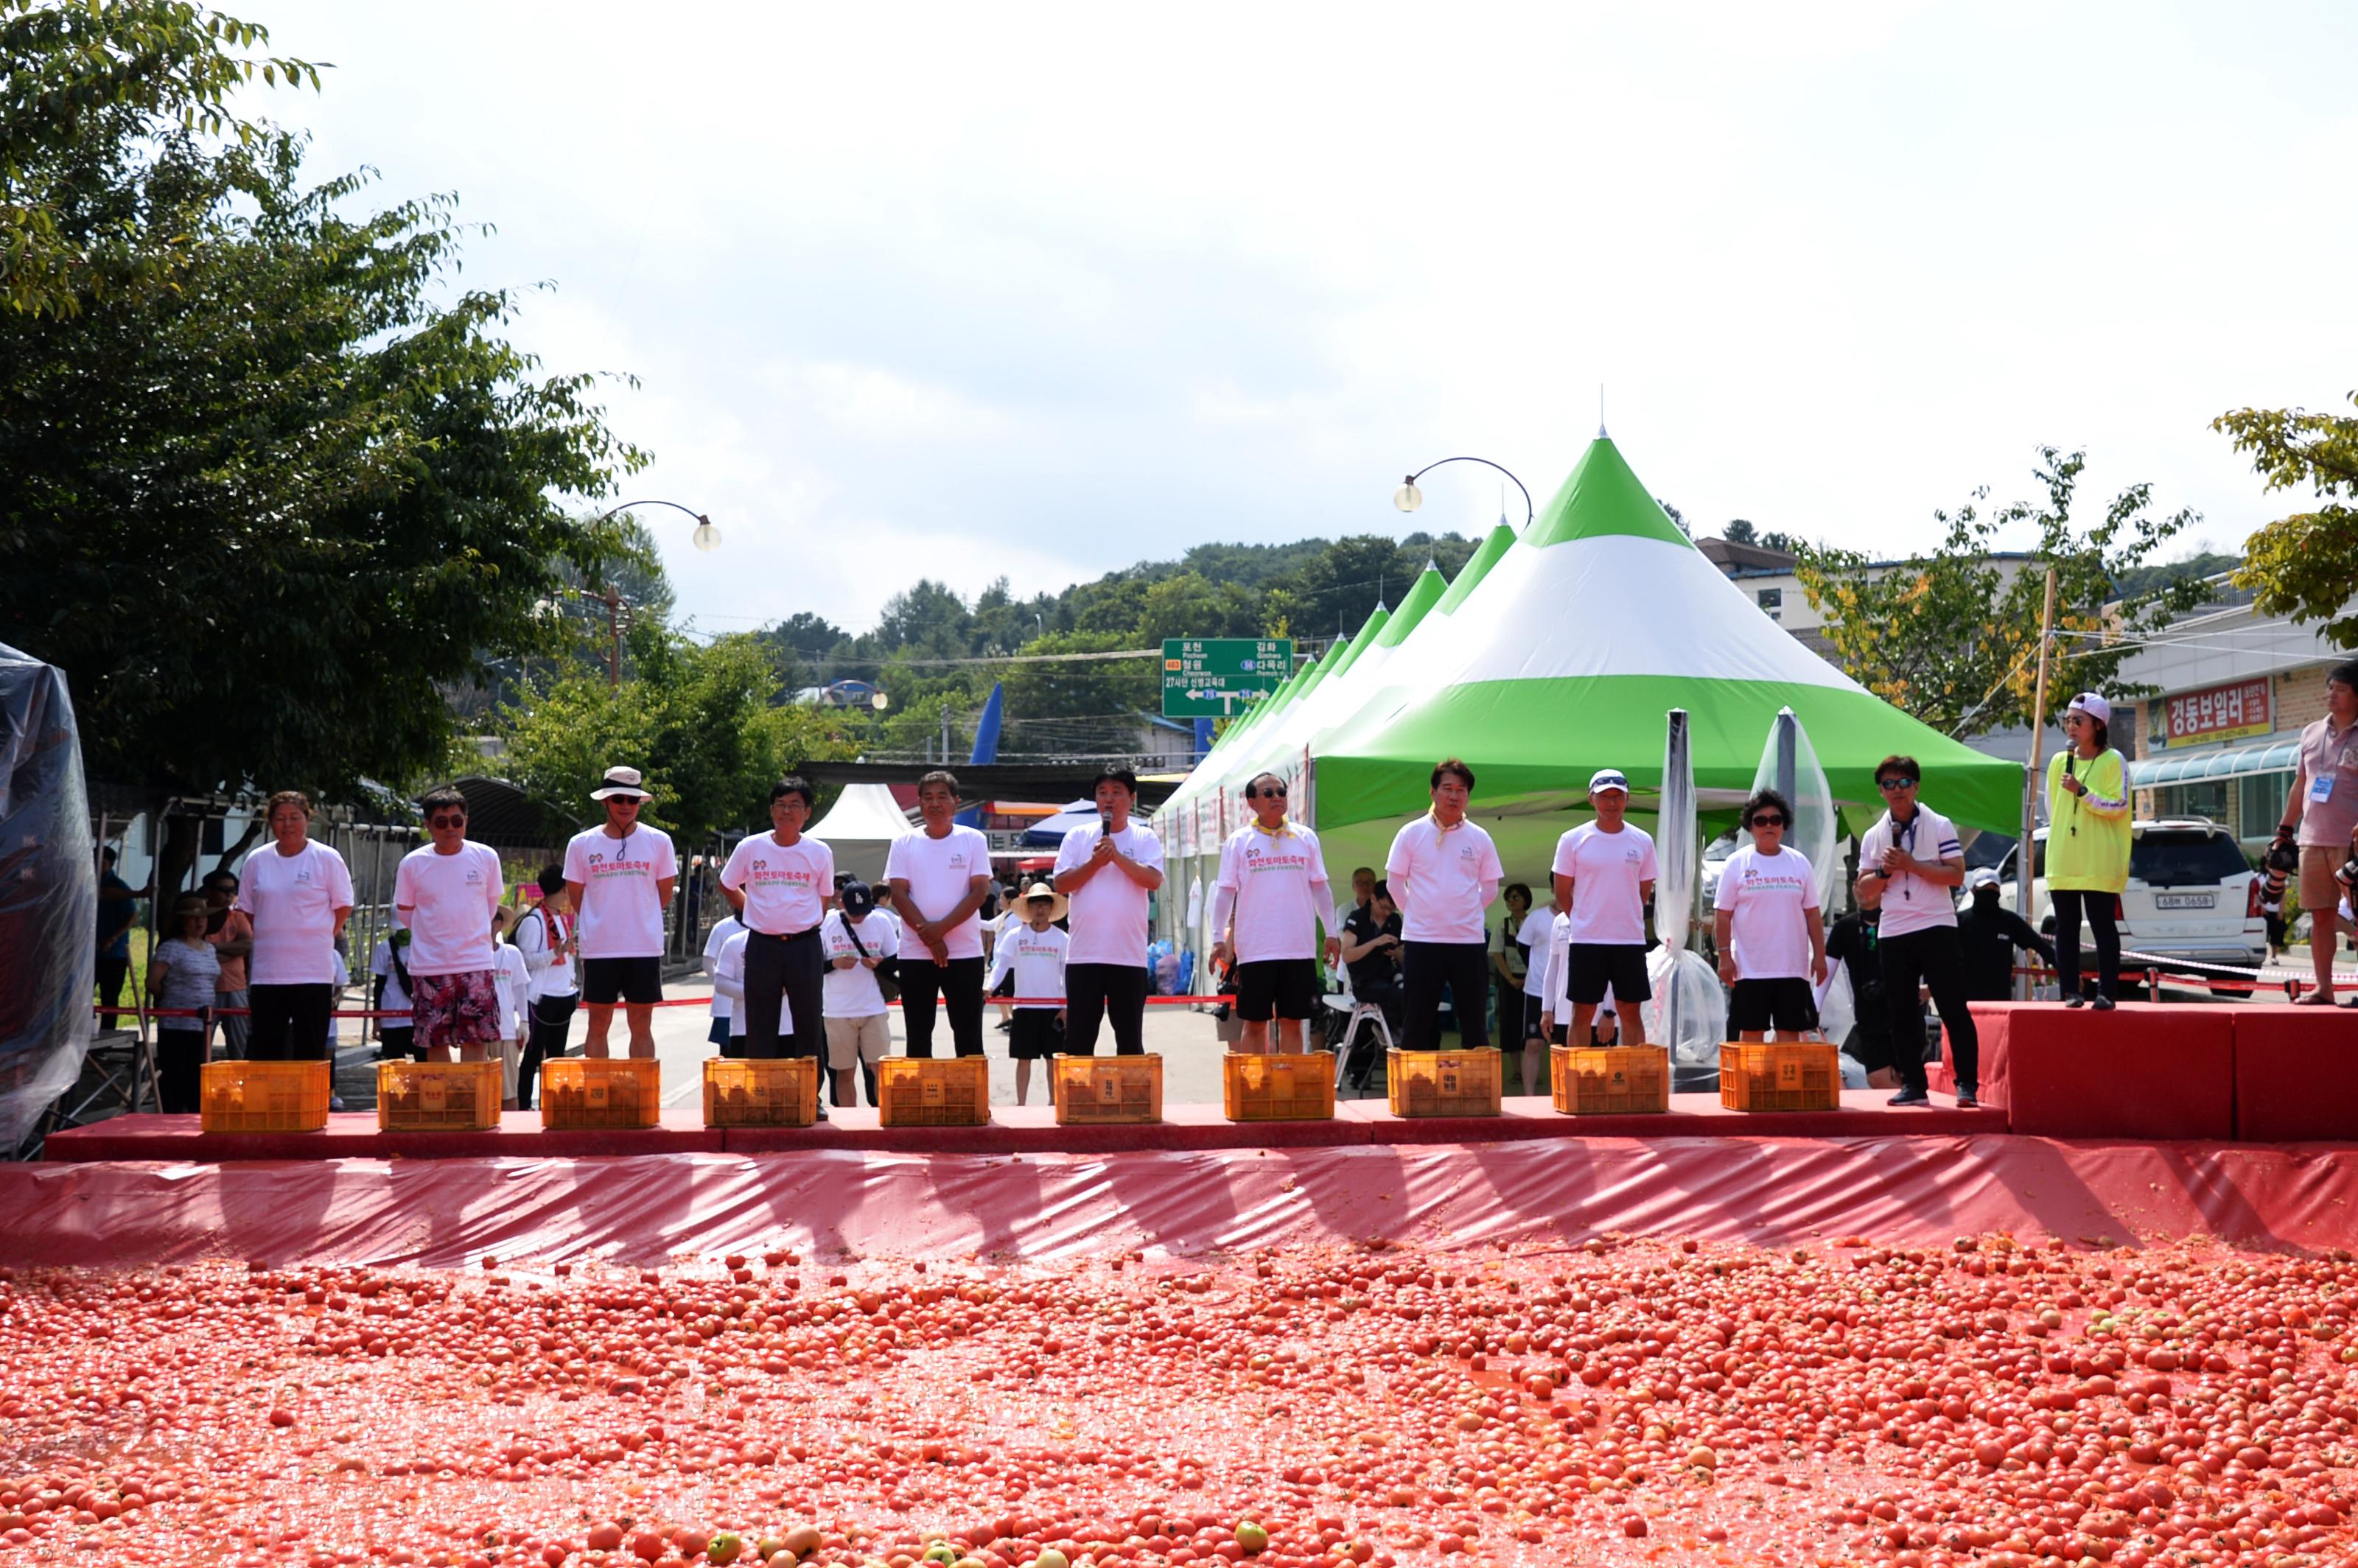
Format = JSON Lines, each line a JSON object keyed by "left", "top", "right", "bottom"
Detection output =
{"left": 1990, "top": 817, "right": 2265, "bottom": 989}
{"left": 1699, "top": 832, "right": 1738, "bottom": 906}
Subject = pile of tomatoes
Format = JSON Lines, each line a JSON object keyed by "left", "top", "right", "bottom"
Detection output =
{"left": 0, "top": 1234, "right": 2351, "bottom": 1567}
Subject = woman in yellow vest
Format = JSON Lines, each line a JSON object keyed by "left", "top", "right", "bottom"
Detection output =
{"left": 2047, "top": 692, "right": 2133, "bottom": 1009}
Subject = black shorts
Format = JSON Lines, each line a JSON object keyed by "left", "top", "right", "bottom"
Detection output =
{"left": 1009, "top": 1008, "right": 1065, "bottom": 1060}
{"left": 581, "top": 956, "right": 662, "bottom": 1006}
{"left": 1567, "top": 943, "right": 1651, "bottom": 1007}
{"left": 1727, "top": 976, "right": 1819, "bottom": 1034}
{"left": 1522, "top": 993, "right": 1551, "bottom": 1040}
{"left": 1234, "top": 958, "right": 1318, "bottom": 1021}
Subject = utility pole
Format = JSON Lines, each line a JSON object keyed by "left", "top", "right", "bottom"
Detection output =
{"left": 590, "top": 584, "right": 632, "bottom": 690}
{"left": 2018, "top": 567, "right": 2060, "bottom": 994}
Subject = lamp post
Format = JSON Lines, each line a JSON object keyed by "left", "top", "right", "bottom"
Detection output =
{"left": 1392, "top": 457, "right": 1534, "bottom": 528}
{"left": 577, "top": 497, "right": 721, "bottom": 688}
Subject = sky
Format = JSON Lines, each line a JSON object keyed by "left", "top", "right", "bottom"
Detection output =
{"left": 253, "top": 1, "right": 2358, "bottom": 638}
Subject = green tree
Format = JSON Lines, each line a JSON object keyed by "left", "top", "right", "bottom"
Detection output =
{"left": 498, "top": 631, "right": 858, "bottom": 841}
{"left": 1792, "top": 449, "right": 2214, "bottom": 738}
{"left": 0, "top": 0, "right": 323, "bottom": 318}
{"left": 0, "top": 72, "right": 644, "bottom": 808}
{"left": 2215, "top": 392, "right": 2358, "bottom": 648}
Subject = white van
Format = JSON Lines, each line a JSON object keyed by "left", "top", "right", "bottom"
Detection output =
{"left": 1993, "top": 817, "right": 2265, "bottom": 982}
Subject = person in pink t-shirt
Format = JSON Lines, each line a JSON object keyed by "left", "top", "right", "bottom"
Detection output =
{"left": 1211, "top": 771, "right": 1341, "bottom": 1054}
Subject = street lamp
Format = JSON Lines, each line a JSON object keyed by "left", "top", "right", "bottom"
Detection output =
{"left": 1393, "top": 457, "right": 1534, "bottom": 528}
{"left": 593, "top": 497, "right": 723, "bottom": 553}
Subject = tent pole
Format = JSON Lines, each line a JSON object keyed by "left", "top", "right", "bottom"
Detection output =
{"left": 2018, "top": 568, "right": 2060, "bottom": 998}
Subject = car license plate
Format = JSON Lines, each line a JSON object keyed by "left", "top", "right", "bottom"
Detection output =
{"left": 2155, "top": 892, "right": 2215, "bottom": 909}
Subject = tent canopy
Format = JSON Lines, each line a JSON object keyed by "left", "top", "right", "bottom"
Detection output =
{"left": 808, "top": 783, "right": 915, "bottom": 885}
{"left": 1166, "top": 436, "right": 2023, "bottom": 886}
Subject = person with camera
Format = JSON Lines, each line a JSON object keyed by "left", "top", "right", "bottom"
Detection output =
{"left": 1857, "top": 755, "right": 1978, "bottom": 1107}
{"left": 2273, "top": 660, "right": 2358, "bottom": 1006}
{"left": 2046, "top": 693, "right": 2132, "bottom": 1009}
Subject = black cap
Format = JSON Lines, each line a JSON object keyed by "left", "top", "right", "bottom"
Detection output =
{"left": 839, "top": 879, "right": 877, "bottom": 920}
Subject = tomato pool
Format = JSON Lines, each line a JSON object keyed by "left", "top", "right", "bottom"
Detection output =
{"left": 0, "top": 1239, "right": 2350, "bottom": 1567}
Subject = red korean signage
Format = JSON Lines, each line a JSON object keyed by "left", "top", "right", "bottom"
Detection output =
{"left": 2163, "top": 677, "right": 2272, "bottom": 746}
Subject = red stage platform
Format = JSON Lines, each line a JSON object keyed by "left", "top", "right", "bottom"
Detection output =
{"left": 43, "top": 1091, "right": 2004, "bottom": 1162}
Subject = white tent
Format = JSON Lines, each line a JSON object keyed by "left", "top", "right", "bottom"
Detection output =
{"left": 808, "top": 783, "right": 915, "bottom": 886}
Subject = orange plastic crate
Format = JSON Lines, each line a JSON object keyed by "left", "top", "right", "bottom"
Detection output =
{"left": 1386, "top": 1048, "right": 1502, "bottom": 1117}
{"left": 1550, "top": 1045, "right": 1670, "bottom": 1115}
{"left": 1719, "top": 1042, "right": 1841, "bottom": 1112}
{"left": 1051, "top": 1053, "right": 1164, "bottom": 1125}
{"left": 199, "top": 1060, "right": 331, "bottom": 1133}
{"left": 376, "top": 1060, "right": 503, "bottom": 1131}
{"left": 702, "top": 1058, "right": 819, "bottom": 1127}
{"left": 1222, "top": 1051, "right": 1336, "bottom": 1121}
{"left": 539, "top": 1057, "right": 662, "bottom": 1129}
{"left": 877, "top": 1057, "right": 992, "bottom": 1127}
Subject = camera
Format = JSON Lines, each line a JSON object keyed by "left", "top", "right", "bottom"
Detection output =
{"left": 2264, "top": 840, "right": 2301, "bottom": 875}
{"left": 2337, "top": 854, "right": 2357, "bottom": 894}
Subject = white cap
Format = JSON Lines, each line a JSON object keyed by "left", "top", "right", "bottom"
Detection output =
{"left": 1588, "top": 768, "right": 1630, "bottom": 795}
{"left": 2065, "top": 692, "right": 2111, "bottom": 726}
{"left": 1967, "top": 867, "right": 2001, "bottom": 892}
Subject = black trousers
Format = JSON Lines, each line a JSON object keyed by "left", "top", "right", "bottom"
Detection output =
{"left": 2050, "top": 890, "right": 2121, "bottom": 1001}
{"left": 1878, "top": 925, "right": 1979, "bottom": 1093}
{"left": 157, "top": 1026, "right": 206, "bottom": 1113}
{"left": 97, "top": 955, "right": 131, "bottom": 1013}
{"left": 1401, "top": 940, "right": 1491, "bottom": 1052}
{"left": 900, "top": 955, "right": 986, "bottom": 1058}
{"left": 742, "top": 928, "right": 825, "bottom": 1061}
{"left": 518, "top": 993, "right": 576, "bottom": 1108}
{"left": 1064, "top": 962, "right": 1149, "bottom": 1055}
{"left": 248, "top": 982, "right": 333, "bottom": 1061}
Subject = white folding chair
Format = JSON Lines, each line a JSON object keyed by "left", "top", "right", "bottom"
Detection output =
{"left": 1321, "top": 968, "right": 1394, "bottom": 1089}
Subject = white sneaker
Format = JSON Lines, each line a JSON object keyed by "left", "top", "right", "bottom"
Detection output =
{"left": 329, "top": 1096, "right": 347, "bottom": 1112}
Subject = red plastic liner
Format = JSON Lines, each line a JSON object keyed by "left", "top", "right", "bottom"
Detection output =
{"left": 2, "top": 1133, "right": 2350, "bottom": 1269}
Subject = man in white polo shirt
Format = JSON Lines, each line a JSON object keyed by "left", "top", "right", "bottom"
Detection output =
{"left": 1211, "top": 771, "right": 1341, "bottom": 1054}
{"left": 719, "top": 776, "right": 835, "bottom": 1062}
{"left": 1858, "top": 752, "right": 1976, "bottom": 1107}
{"left": 1551, "top": 768, "right": 1659, "bottom": 1049}
{"left": 1385, "top": 757, "right": 1504, "bottom": 1052}
{"left": 563, "top": 766, "right": 679, "bottom": 1061}
{"left": 884, "top": 769, "right": 994, "bottom": 1058}
{"left": 393, "top": 785, "right": 507, "bottom": 1063}
{"left": 1052, "top": 763, "right": 1166, "bottom": 1055}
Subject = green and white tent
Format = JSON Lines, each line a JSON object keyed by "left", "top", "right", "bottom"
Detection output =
{"left": 1160, "top": 436, "right": 2022, "bottom": 906}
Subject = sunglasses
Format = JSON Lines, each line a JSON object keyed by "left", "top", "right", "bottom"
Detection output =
{"left": 1256, "top": 785, "right": 1287, "bottom": 799}
{"left": 428, "top": 813, "right": 467, "bottom": 828}
{"left": 1749, "top": 814, "right": 1788, "bottom": 828}
{"left": 1877, "top": 778, "right": 1918, "bottom": 792}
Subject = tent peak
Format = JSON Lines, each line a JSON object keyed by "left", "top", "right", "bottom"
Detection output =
{"left": 1526, "top": 435, "right": 1693, "bottom": 552}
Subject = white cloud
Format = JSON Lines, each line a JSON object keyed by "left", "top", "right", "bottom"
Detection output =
{"left": 248, "top": 0, "right": 2358, "bottom": 633}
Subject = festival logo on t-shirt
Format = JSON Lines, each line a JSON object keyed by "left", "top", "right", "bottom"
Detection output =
{"left": 746, "top": 857, "right": 819, "bottom": 889}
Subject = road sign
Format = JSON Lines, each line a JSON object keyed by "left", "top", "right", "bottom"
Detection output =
{"left": 1161, "top": 638, "right": 1292, "bottom": 718}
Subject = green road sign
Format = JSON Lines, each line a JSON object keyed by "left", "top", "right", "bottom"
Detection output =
{"left": 1162, "top": 637, "right": 1292, "bottom": 718}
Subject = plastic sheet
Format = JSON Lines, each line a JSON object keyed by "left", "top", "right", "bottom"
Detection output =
{"left": 4, "top": 1134, "right": 2352, "bottom": 1268}
{"left": 0, "top": 642, "right": 94, "bottom": 1151}
{"left": 1649, "top": 708, "right": 1720, "bottom": 1066}
{"left": 1752, "top": 705, "right": 1842, "bottom": 911}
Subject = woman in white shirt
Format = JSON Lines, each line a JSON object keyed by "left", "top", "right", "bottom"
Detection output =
{"left": 508, "top": 864, "right": 578, "bottom": 1110}
{"left": 236, "top": 790, "right": 355, "bottom": 1062}
{"left": 147, "top": 894, "right": 220, "bottom": 1113}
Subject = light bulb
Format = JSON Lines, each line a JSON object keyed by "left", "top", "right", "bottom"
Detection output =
{"left": 1393, "top": 481, "right": 1422, "bottom": 513}
{"left": 690, "top": 518, "right": 721, "bottom": 553}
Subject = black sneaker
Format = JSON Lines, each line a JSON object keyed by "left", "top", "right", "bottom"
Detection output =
{"left": 2062, "top": 993, "right": 2086, "bottom": 1009}
{"left": 2091, "top": 995, "right": 2116, "bottom": 1012}
{"left": 1955, "top": 1088, "right": 1979, "bottom": 1110}
{"left": 1889, "top": 1086, "right": 1930, "bottom": 1107}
